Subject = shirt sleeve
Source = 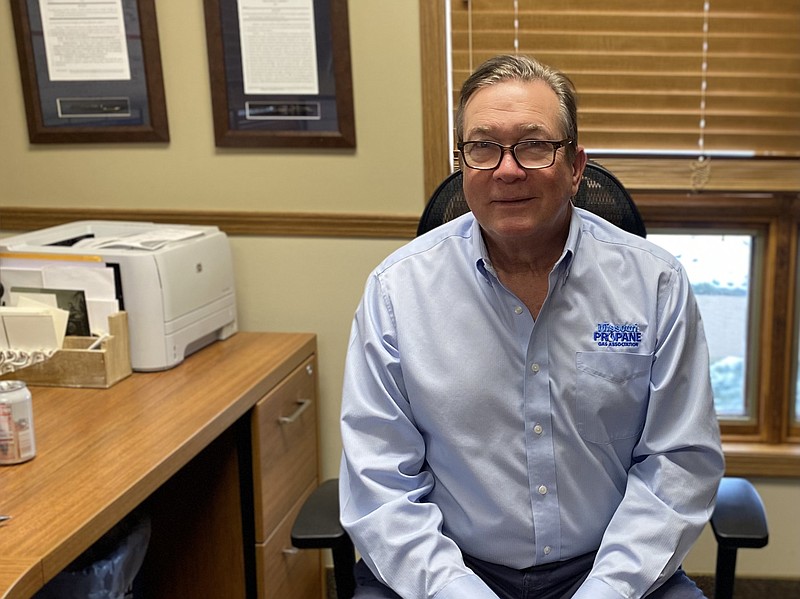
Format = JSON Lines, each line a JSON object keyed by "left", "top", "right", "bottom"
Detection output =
{"left": 339, "top": 274, "right": 498, "bottom": 599}
{"left": 433, "top": 574, "right": 503, "bottom": 599}
{"left": 576, "top": 266, "right": 726, "bottom": 598}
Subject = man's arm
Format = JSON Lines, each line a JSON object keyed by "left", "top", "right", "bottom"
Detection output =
{"left": 339, "top": 274, "right": 500, "bottom": 599}
{"left": 573, "top": 268, "right": 725, "bottom": 599}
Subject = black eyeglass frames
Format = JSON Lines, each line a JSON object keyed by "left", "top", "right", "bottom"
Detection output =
{"left": 457, "top": 139, "right": 574, "bottom": 170}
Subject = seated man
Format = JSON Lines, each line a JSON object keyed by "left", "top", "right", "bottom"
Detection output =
{"left": 339, "top": 54, "right": 724, "bottom": 599}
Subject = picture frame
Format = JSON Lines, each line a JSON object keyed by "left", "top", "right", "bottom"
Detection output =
{"left": 10, "top": 0, "right": 169, "bottom": 144}
{"left": 203, "top": 0, "right": 356, "bottom": 148}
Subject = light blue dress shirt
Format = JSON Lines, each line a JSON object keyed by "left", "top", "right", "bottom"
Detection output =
{"left": 340, "top": 207, "right": 724, "bottom": 599}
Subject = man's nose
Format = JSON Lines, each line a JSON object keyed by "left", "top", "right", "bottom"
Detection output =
{"left": 494, "top": 147, "right": 526, "bottom": 179}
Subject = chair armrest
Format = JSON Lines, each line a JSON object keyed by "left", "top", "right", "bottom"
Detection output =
{"left": 291, "top": 478, "right": 349, "bottom": 549}
{"left": 710, "top": 477, "right": 769, "bottom": 549}
{"left": 291, "top": 478, "right": 357, "bottom": 599}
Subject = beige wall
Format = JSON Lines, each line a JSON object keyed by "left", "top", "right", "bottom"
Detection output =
{"left": 1, "top": 0, "right": 797, "bottom": 581}
{"left": 0, "top": 2, "right": 425, "bottom": 214}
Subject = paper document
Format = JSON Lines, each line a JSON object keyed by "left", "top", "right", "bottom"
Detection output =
{"left": 15, "top": 297, "right": 70, "bottom": 348}
{"left": 38, "top": 0, "right": 131, "bottom": 81}
{"left": 10, "top": 287, "right": 91, "bottom": 337}
{"left": 0, "top": 306, "right": 67, "bottom": 352}
{"left": 42, "top": 264, "right": 117, "bottom": 300}
{"left": 73, "top": 228, "right": 204, "bottom": 251}
{"left": 237, "top": 0, "right": 319, "bottom": 95}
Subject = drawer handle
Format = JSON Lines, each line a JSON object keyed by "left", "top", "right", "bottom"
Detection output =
{"left": 278, "top": 399, "right": 312, "bottom": 424}
{"left": 282, "top": 547, "right": 300, "bottom": 556}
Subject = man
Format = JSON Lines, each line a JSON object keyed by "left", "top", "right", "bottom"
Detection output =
{"left": 339, "top": 55, "right": 724, "bottom": 599}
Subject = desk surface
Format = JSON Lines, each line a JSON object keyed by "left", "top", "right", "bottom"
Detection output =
{"left": 0, "top": 332, "right": 316, "bottom": 599}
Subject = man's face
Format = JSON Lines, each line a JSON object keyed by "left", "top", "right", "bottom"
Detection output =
{"left": 461, "top": 79, "right": 586, "bottom": 249}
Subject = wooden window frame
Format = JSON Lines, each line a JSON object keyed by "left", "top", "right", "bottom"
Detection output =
{"left": 419, "top": 0, "right": 800, "bottom": 476}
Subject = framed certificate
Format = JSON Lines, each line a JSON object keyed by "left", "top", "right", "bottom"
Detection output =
{"left": 10, "top": 0, "right": 169, "bottom": 143}
{"left": 203, "top": 0, "right": 356, "bottom": 148}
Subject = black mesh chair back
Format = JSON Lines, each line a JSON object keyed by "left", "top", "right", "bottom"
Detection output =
{"left": 416, "top": 171, "right": 469, "bottom": 236}
{"left": 573, "top": 162, "right": 646, "bottom": 237}
{"left": 417, "top": 160, "right": 647, "bottom": 238}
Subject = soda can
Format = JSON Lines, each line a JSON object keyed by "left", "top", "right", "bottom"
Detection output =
{"left": 0, "top": 381, "right": 36, "bottom": 465}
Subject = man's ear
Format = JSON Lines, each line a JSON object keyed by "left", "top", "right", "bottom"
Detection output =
{"left": 571, "top": 146, "right": 588, "bottom": 197}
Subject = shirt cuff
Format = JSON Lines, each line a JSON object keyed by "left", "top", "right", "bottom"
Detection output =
{"left": 432, "top": 573, "right": 501, "bottom": 599}
{"left": 570, "top": 577, "right": 627, "bottom": 599}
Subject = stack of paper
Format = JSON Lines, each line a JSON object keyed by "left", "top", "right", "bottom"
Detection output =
{"left": 0, "top": 300, "right": 69, "bottom": 353}
{"left": 1, "top": 262, "right": 119, "bottom": 337}
{"left": 72, "top": 228, "right": 203, "bottom": 251}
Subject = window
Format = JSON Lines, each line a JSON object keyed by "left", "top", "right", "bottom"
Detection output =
{"left": 791, "top": 239, "right": 800, "bottom": 433}
{"left": 648, "top": 232, "right": 759, "bottom": 421}
{"left": 419, "top": 0, "right": 800, "bottom": 474}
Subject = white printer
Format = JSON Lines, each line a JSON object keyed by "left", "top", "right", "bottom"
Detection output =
{"left": 0, "top": 221, "right": 238, "bottom": 371}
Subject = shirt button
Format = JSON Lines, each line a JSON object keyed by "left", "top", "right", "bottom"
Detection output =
{"left": 543, "top": 546, "right": 552, "bottom": 555}
{"left": 514, "top": 306, "right": 523, "bottom": 315}
{"left": 533, "top": 424, "right": 543, "bottom": 435}
{"left": 538, "top": 485, "right": 547, "bottom": 495}
{"left": 531, "top": 363, "right": 540, "bottom": 374}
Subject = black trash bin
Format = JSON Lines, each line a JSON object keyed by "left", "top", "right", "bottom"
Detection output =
{"left": 33, "top": 511, "right": 151, "bottom": 599}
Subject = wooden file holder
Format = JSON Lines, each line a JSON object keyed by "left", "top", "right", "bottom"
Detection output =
{"left": 0, "top": 312, "right": 132, "bottom": 388}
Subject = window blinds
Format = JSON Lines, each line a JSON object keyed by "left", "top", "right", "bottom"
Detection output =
{"left": 450, "top": 0, "right": 800, "bottom": 158}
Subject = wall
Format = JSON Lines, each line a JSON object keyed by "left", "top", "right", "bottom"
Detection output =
{"left": 0, "top": 0, "right": 418, "bottom": 481}
{"left": 0, "top": 2, "right": 425, "bottom": 214}
{"left": 1, "top": 0, "right": 797, "bottom": 582}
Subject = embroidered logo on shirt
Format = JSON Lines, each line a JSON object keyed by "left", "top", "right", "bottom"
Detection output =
{"left": 593, "top": 323, "right": 642, "bottom": 347}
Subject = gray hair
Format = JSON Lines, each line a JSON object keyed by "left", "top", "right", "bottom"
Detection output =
{"left": 455, "top": 55, "right": 579, "bottom": 159}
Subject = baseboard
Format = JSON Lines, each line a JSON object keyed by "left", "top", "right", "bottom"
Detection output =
{"left": 689, "top": 575, "right": 799, "bottom": 599}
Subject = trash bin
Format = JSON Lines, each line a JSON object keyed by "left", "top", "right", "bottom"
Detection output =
{"left": 33, "top": 510, "right": 151, "bottom": 599}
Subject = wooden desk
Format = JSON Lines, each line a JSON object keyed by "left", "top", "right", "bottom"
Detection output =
{"left": 0, "top": 332, "right": 320, "bottom": 599}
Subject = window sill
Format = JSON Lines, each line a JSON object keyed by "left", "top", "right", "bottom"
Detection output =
{"left": 722, "top": 442, "right": 800, "bottom": 477}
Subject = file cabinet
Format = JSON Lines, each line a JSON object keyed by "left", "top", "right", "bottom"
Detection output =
{"left": 252, "top": 356, "right": 322, "bottom": 599}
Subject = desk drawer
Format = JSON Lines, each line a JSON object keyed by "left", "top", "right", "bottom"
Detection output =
{"left": 252, "top": 357, "right": 318, "bottom": 542}
{"left": 256, "top": 481, "right": 322, "bottom": 599}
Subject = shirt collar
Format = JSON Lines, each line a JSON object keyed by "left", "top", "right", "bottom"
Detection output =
{"left": 471, "top": 207, "right": 583, "bottom": 285}
{"left": 470, "top": 217, "right": 495, "bottom": 283}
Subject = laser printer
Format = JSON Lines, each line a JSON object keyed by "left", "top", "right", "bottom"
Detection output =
{"left": 0, "top": 221, "right": 238, "bottom": 371}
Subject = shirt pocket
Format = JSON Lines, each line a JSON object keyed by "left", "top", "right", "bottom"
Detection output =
{"left": 575, "top": 351, "right": 653, "bottom": 444}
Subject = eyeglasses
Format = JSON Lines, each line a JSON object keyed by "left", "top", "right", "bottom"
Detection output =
{"left": 457, "top": 139, "right": 574, "bottom": 170}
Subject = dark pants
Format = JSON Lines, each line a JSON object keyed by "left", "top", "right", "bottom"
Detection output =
{"left": 352, "top": 553, "right": 706, "bottom": 599}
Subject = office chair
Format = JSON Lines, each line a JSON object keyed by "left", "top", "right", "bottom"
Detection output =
{"left": 292, "top": 161, "right": 768, "bottom": 599}
{"left": 417, "top": 161, "right": 646, "bottom": 237}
